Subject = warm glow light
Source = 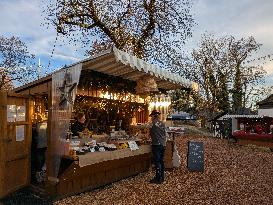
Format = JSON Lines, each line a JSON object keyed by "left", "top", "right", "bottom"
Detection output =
{"left": 100, "top": 91, "right": 111, "bottom": 99}
{"left": 191, "top": 82, "right": 199, "bottom": 92}
{"left": 149, "top": 101, "right": 171, "bottom": 107}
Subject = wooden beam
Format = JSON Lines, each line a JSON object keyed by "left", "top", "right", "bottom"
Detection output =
{"left": 106, "top": 65, "right": 131, "bottom": 76}
{"left": 83, "top": 56, "right": 116, "bottom": 71}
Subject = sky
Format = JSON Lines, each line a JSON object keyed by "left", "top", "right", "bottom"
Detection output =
{"left": 1, "top": 0, "right": 273, "bottom": 82}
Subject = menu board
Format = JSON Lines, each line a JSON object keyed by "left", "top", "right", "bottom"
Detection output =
{"left": 187, "top": 141, "right": 204, "bottom": 172}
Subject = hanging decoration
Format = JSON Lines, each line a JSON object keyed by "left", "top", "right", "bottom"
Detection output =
{"left": 135, "top": 75, "right": 158, "bottom": 94}
{"left": 79, "top": 70, "right": 137, "bottom": 94}
{"left": 58, "top": 71, "right": 77, "bottom": 109}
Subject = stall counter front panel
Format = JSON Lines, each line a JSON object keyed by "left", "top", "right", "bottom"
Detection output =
{"left": 49, "top": 145, "right": 152, "bottom": 198}
{"left": 232, "top": 130, "right": 273, "bottom": 150}
{"left": 46, "top": 141, "right": 175, "bottom": 199}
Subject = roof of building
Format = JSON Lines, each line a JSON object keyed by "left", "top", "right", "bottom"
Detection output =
{"left": 257, "top": 94, "right": 273, "bottom": 108}
{"left": 218, "top": 114, "right": 264, "bottom": 120}
{"left": 167, "top": 111, "right": 196, "bottom": 120}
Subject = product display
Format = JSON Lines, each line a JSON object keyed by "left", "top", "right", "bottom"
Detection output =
{"left": 65, "top": 127, "right": 145, "bottom": 157}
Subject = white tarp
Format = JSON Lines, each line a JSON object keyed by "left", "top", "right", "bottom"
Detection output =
{"left": 113, "top": 47, "right": 192, "bottom": 88}
{"left": 219, "top": 114, "right": 264, "bottom": 120}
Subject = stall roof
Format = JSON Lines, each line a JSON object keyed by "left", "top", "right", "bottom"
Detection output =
{"left": 14, "top": 47, "right": 194, "bottom": 93}
{"left": 81, "top": 47, "right": 193, "bottom": 90}
{"left": 218, "top": 114, "right": 264, "bottom": 120}
{"left": 257, "top": 94, "right": 273, "bottom": 108}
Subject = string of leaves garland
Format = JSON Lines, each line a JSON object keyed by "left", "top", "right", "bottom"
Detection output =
{"left": 74, "top": 95, "right": 147, "bottom": 116}
{"left": 78, "top": 70, "right": 137, "bottom": 94}
{"left": 77, "top": 70, "right": 168, "bottom": 98}
{"left": 74, "top": 95, "right": 148, "bottom": 132}
{"left": 73, "top": 70, "right": 172, "bottom": 131}
{"left": 74, "top": 69, "right": 169, "bottom": 130}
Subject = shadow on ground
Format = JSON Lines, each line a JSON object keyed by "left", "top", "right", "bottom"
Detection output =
{"left": 0, "top": 188, "right": 52, "bottom": 205}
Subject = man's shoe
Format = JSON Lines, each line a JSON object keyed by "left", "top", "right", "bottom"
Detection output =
{"left": 149, "top": 178, "right": 163, "bottom": 184}
{"left": 160, "top": 178, "right": 164, "bottom": 183}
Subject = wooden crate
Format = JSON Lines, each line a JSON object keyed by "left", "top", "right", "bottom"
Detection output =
{"left": 164, "top": 141, "right": 174, "bottom": 169}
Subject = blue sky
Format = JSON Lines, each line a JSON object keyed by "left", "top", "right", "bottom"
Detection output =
{"left": 1, "top": 0, "right": 273, "bottom": 82}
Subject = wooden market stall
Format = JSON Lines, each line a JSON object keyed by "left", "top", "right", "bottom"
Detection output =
{"left": 1, "top": 47, "right": 193, "bottom": 199}
{"left": 230, "top": 115, "right": 273, "bottom": 151}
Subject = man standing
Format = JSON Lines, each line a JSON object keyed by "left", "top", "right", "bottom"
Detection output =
{"left": 149, "top": 110, "right": 167, "bottom": 184}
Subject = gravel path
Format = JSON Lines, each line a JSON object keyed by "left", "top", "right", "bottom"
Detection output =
{"left": 55, "top": 135, "right": 273, "bottom": 205}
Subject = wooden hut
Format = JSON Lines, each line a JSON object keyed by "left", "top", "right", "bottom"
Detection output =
{"left": 0, "top": 47, "right": 194, "bottom": 199}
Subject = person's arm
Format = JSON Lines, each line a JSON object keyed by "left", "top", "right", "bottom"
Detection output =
{"left": 71, "top": 122, "right": 79, "bottom": 136}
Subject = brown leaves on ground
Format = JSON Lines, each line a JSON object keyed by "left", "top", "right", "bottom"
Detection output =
{"left": 55, "top": 135, "right": 273, "bottom": 205}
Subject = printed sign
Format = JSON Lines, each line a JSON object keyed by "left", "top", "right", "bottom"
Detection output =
{"left": 7, "top": 105, "right": 17, "bottom": 122}
{"left": 16, "top": 105, "right": 26, "bottom": 121}
{"left": 16, "top": 125, "right": 25, "bottom": 142}
{"left": 7, "top": 105, "right": 26, "bottom": 122}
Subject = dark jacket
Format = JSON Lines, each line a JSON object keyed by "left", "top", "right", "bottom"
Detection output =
{"left": 150, "top": 121, "right": 167, "bottom": 146}
{"left": 71, "top": 120, "right": 85, "bottom": 136}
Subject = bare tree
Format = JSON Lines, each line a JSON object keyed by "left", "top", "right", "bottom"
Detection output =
{"left": 171, "top": 34, "right": 267, "bottom": 119}
{"left": 46, "top": 0, "right": 194, "bottom": 58}
{"left": 227, "top": 36, "right": 262, "bottom": 111}
{"left": 0, "top": 35, "right": 36, "bottom": 90}
{"left": 181, "top": 34, "right": 231, "bottom": 115}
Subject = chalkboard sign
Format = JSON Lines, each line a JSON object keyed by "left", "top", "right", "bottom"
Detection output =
{"left": 187, "top": 141, "right": 204, "bottom": 172}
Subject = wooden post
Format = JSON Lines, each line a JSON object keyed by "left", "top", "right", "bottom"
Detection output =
{"left": 46, "top": 83, "right": 52, "bottom": 179}
{"left": 26, "top": 97, "right": 32, "bottom": 184}
{"left": 144, "top": 104, "right": 149, "bottom": 123}
{"left": 0, "top": 92, "right": 7, "bottom": 198}
{"left": 46, "top": 82, "right": 59, "bottom": 189}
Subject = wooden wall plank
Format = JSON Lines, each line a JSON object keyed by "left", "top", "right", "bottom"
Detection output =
{"left": 0, "top": 93, "right": 32, "bottom": 198}
{"left": 0, "top": 92, "right": 7, "bottom": 198}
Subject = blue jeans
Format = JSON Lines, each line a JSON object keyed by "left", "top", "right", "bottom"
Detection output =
{"left": 152, "top": 145, "right": 165, "bottom": 180}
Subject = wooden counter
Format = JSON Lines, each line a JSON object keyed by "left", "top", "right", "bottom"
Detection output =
{"left": 48, "top": 145, "right": 152, "bottom": 199}
{"left": 45, "top": 142, "right": 176, "bottom": 199}
{"left": 232, "top": 131, "right": 273, "bottom": 150}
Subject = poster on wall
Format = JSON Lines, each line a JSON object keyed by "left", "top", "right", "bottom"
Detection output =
{"left": 16, "top": 106, "right": 26, "bottom": 121}
{"left": 6, "top": 105, "right": 26, "bottom": 122}
{"left": 16, "top": 125, "right": 25, "bottom": 142}
{"left": 7, "top": 105, "right": 17, "bottom": 122}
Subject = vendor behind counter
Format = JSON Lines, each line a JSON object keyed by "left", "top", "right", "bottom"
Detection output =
{"left": 71, "top": 112, "right": 86, "bottom": 136}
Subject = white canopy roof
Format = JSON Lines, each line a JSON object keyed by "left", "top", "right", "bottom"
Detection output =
{"left": 219, "top": 114, "right": 264, "bottom": 120}
{"left": 13, "top": 47, "right": 196, "bottom": 93}
{"left": 81, "top": 47, "right": 194, "bottom": 90}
